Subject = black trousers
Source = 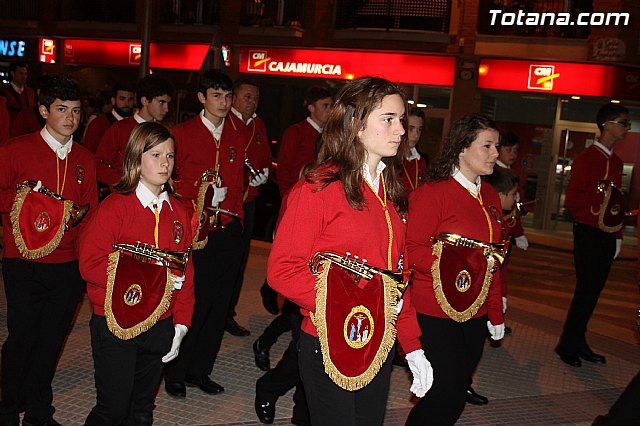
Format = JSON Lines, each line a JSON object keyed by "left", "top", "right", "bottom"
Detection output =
{"left": 406, "top": 315, "right": 487, "bottom": 426}
{"left": 256, "top": 311, "right": 309, "bottom": 424}
{"left": 84, "top": 315, "right": 173, "bottom": 426}
{"left": 593, "top": 370, "right": 640, "bottom": 425}
{"left": 228, "top": 199, "right": 256, "bottom": 320}
{"left": 0, "top": 258, "right": 84, "bottom": 423}
{"left": 165, "top": 220, "right": 244, "bottom": 381}
{"left": 258, "top": 299, "right": 299, "bottom": 348}
{"left": 558, "top": 223, "right": 616, "bottom": 353}
{"left": 298, "top": 331, "right": 393, "bottom": 426}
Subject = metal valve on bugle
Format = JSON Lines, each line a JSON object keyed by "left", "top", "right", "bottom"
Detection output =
{"left": 113, "top": 242, "right": 191, "bottom": 276}
{"left": 309, "top": 251, "right": 411, "bottom": 298}
{"left": 199, "top": 168, "right": 240, "bottom": 228}
{"left": 244, "top": 158, "right": 261, "bottom": 178}
{"left": 18, "top": 180, "right": 89, "bottom": 230}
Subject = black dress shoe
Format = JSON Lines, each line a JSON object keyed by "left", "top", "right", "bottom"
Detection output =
{"left": 185, "top": 375, "right": 225, "bottom": 394}
{"left": 578, "top": 348, "right": 607, "bottom": 364}
{"left": 504, "top": 326, "right": 512, "bottom": 335}
{"left": 260, "top": 281, "right": 280, "bottom": 315}
{"left": 225, "top": 319, "right": 250, "bottom": 336}
{"left": 165, "top": 380, "right": 186, "bottom": 398}
{"left": 555, "top": 347, "right": 582, "bottom": 367}
{"left": 466, "top": 386, "right": 489, "bottom": 405}
{"left": 22, "top": 417, "right": 62, "bottom": 426}
{"left": 253, "top": 339, "right": 271, "bottom": 371}
{"left": 255, "top": 397, "right": 275, "bottom": 424}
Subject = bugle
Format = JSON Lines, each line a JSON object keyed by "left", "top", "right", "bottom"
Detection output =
{"left": 113, "top": 242, "right": 191, "bottom": 276}
{"left": 18, "top": 180, "right": 89, "bottom": 230}
{"left": 434, "top": 233, "right": 509, "bottom": 271}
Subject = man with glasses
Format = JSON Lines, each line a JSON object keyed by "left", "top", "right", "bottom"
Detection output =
{"left": 556, "top": 103, "right": 630, "bottom": 368}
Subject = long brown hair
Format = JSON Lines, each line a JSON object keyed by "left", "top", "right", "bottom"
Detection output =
{"left": 306, "top": 76, "right": 409, "bottom": 213}
{"left": 113, "top": 121, "right": 177, "bottom": 195}
{"left": 427, "top": 113, "right": 500, "bottom": 182}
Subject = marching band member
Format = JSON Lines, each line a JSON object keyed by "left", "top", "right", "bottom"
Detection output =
{"left": 399, "top": 107, "right": 427, "bottom": 192}
{"left": 0, "top": 74, "right": 97, "bottom": 426}
{"left": 405, "top": 114, "right": 506, "bottom": 425}
{"left": 556, "top": 103, "right": 628, "bottom": 368}
{"left": 79, "top": 122, "right": 194, "bottom": 425}
{"left": 268, "top": 76, "right": 432, "bottom": 426}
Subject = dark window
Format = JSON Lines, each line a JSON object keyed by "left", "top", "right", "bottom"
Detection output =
{"left": 240, "top": 0, "right": 304, "bottom": 28}
{"left": 0, "top": 0, "right": 38, "bottom": 20}
{"left": 335, "top": 0, "right": 451, "bottom": 32}
{"left": 58, "top": 0, "right": 136, "bottom": 23}
{"left": 159, "top": 0, "right": 219, "bottom": 25}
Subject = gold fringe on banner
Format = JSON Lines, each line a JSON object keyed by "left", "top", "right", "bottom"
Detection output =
{"left": 192, "top": 183, "right": 209, "bottom": 250}
{"left": 104, "top": 251, "right": 174, "bottom": 340}
{"left": 10, "top": 185, "right": 73, "bottom": 259}
{"left": 431, "top": 241, "right": 494, "bottom": 323}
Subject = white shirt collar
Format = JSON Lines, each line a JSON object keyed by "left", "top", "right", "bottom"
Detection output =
{"left": 594, "top": 140, "right": 612, "bottom": 156}
{"left": 200, "top": 110, "right": 224, "bottom": 141}
{"left": 133, "top": 112, "right": 146, "bottom": 124}
{"left": 406, "top": 147, "right": 421, "bottom": 161}
{"left": 306, "top": 116, "right": 323, "bottom": 134}
{"left": 10, "top": 82, "right": 23, "bottom": 94}
{"left": 363, "top": 161, "right": 386, "bottom": 194}
{"left": 231, "top": 107, "right": 255, "bottom": 125}
{"left": 135, "top": 182, "right": 172, "bottom": 213}
{"left": 112, "top": 109, "right": 125, "bottom": 121}
{"left": 452, "top": 167, "right": 482, "bottom": 197}
{"left": 41, "top": 127, "right": 73, "bottom": 160}
{"left": 495, "top": 159, "right": 509, "bottom": 168}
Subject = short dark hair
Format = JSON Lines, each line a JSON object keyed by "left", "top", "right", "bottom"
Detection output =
{"left": 232, "top": 77, "right": 259, "bottom": 95}
{"left": 596, "top": 103, "right": 629, "bottom": 132}
{"left": 9, "top": 61, "right": 28, "bottom": 72}
{"left": 409, "top": 107, "right": 425, "bottom": 120}
{"left": 38, "top": 74, "right": 81, "bottom": 109}
{"left": 304, "top": 86, "right": 332, "bottom": 109}
{"left": 136, "top": 74, "right": 174, "bottom": 106}
{"left": 501, "top": 130, "right": 520, "bottom": 147}
{"left": 198, "top": 69, "right": 233, "bottom": 96}
{"left": 112, "top": 82, "right": 134, "bottom": 98}
{"left": 485, "top": 166, "right": 519, "bottom": 195}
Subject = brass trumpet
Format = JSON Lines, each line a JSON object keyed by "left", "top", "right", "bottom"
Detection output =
{"left": 18, "top": 180, "right": 89, "bottom": 230}
{"left": 113, "top": 242, "right": 191, "bottom": 275}
{"left": 309, "top": 251, "right": 411, "bottom": 297}
{"left": 435, "top": 233, "right": 509, "bottom": 270}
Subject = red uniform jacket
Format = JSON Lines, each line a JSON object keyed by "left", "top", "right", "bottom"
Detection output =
{"left": 0, "top": 131, "right": 98, "bottom": 262}
{"left": 406, "top": 177, "right": 505, "bottom": 326}
{"left": 267, "top": 169, "right": 422, "bottom": 353}
{"left": 83, "top": 113, "right": 116, "bottom": 154}
{"left": 95, "top": 116, "right": 138, "bottom": 186}
{"left": 0, "top": 84, "right": 39, "bottom": 137}
{"left": 0, "top": 96, "right": 9, "bottom": 145}
{"left": 400, "top": 157, "right": 427, "bottom": 192}
{"left": 277, "top": 119, "right": 320, "bottom": 198}
{"left": 565, "top": 144, "right": 623, "bottom": 234}
{"left": 227, "top": 113, "right": 272, "bottom": 202}
{"left": 79, "top": 192, "right": 195, "bottom": 326}
{"left": 173, "top": 115, "right": 245, "bottom": 227}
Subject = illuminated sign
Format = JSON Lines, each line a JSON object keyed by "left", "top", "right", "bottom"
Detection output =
{"left": 528, "top": 65, "right": 559, "bottom": 90}
{"left": 0, "top": 39, "right": 26, "bottom": 58}
{"left": 39, "top": 38, "right": 56, "bottom": 63}
{"left": 129, "top": 44, "right": 141, "bottom": 64}
{"left": 239, "top": 47, "right": 456, "bottom": 86}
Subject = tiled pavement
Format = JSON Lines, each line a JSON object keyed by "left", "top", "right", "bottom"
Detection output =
{"left": 1, "top": 238, "right": 639, "bottom": 426}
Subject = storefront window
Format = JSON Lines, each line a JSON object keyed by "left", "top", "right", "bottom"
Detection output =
{"left": 58, "top": 0, "right": 135, "bottom": 22}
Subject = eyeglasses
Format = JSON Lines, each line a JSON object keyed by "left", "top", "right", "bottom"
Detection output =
{"left": 606, "top": 120, "right": 631, "bottom": 129}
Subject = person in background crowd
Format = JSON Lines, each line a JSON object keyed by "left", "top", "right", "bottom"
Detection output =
{"left": 95, "top": 75, "right": 173, "bottom": 188}
{"left": 268, "top": 76, "right": 432, "bottom": 426}
{"left": 225, "top": 77, "right": 272, "bottom": 337}
{"left": 556, "top": 103, "right": 629, "bottom": 368}
{"left": 0, "top": 61, "right": 40, "bottom": 138}
{"left": 405, "top": 113, "right": 506, "bottom": 425}
{"left": 0, "top": 73, "right": 98, "bottom": 426}
{"left": 276, "top": 85, "right": 332, "bottom": 198}
{"left": 83, "top": 83, "right": 135, "bottom": 154}
{"left": 399, "top": 107, "right": 428, "bottom": 192}
{"left": 164, "top": 69, "right": 245, "bottom": 399}
{"left": 79, "top": 122, "right": 194, "bottom": 426}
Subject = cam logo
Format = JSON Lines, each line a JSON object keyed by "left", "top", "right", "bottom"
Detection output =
{"left": 129, "top": 44, "right": 141, "bottom": 65}
{"left": 528, "top": 65, "right": 560, "bottom": 91}
{"left": 248, "top": 50, "right": 271, "bottom": 72}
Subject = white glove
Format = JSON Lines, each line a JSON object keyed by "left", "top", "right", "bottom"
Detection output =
{"left": 249, "top": 168, "right": 269, "bottom": 187}
{"left": 406, "top": 349, "right": 433, "bottom": 398}
{"left": 211, "top": 185, "right": 227, "bottom": 206}
{"left": 614, "top": 239, "right": 622, "bottom": 260}
{"left": 162, "top": 324, "right": 188, "bottom": 363}
{"left": 33, "top": 180, "right": 43, "bottom": 192}
{"left": 502, "top": 297, "right": 507, "bottom": 314}
{"left": 171, "top": 274, "right": 185, "bottom": 291}
{"left": 394, "top": 299, "right": 404, "bottom": 315}
{"left": 487, "top": 321, "right": 505, "bottom": 341}
{"left": 515, "top": 235, "right": 528, "bottom": 251}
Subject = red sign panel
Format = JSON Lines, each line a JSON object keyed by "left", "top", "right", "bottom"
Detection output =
{"left": 239, "top": 47, "right": 456, "bottom": 86}
{"left": 39, "top": 38, "right": 56, "bottom": 64}
{"left": 478, "top": 59, "right": 618, "bottom": 97}
{"left": 63, "top": 39, "right": 210, "bottom": 70}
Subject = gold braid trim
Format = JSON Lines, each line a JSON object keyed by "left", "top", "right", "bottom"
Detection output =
{"left": 10, "top": 185, "right": 72, "bottom": 259}
{"left": 191, "top": 182, "right": 209, "bottom": 250}
{"left": 431, "top": 241, "right": 494, "bottom": 323}
{"left": 595, "top": 187, "right": 623, "bottom": 233}
{"left": 104, "top": 251, "right": 174, "bottom": 340}
{"left": 313, "top": 260, "right": 399, "bottom": 391}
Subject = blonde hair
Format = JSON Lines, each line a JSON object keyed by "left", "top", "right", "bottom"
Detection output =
{"left": 113, "top": 122, "right": 177, "bottom": 195}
